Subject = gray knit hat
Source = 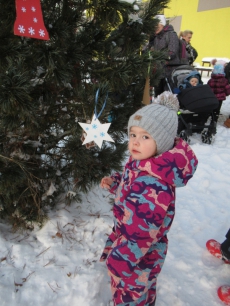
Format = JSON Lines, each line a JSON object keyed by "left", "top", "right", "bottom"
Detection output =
{"left": 128, "top": 91, "right": 179, "bottom": 155}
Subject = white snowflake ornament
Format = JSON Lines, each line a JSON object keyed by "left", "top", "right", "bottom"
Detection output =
{"left": 128, "top": 13, "right": 142, "bottom": 25}
{"left": 78, "top": 114, "right": 114, "bottom": 149}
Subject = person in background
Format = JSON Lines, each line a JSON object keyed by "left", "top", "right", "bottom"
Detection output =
{"left": 148, "top": 15, "right": 180, "bottom": 96}
{"left": 207, "top": 61, "right": 230, "bottom": 124}
{"left": 100, "top": 91, "right": 198, "bottom": 306}
{"left": 178, "top": 30, "right": 198, "bottom": 65}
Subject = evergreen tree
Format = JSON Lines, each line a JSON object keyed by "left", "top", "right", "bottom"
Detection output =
{"left": 0, "top": 0, "right": 169, "bottom": 230}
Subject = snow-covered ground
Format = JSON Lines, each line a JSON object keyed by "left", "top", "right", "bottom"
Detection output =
{"left": 0, "top": 73, "right": 230, "bottom": 306}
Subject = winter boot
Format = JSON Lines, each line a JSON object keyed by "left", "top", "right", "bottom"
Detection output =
{"left": 206, "top": 239, "right": 230, "bottom": 264}
{"left": 217, "top": 285, "right": 230, "bottom": 305}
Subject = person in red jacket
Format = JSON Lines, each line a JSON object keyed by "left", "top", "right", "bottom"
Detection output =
{"left": 207, "top": 62, "right": 230, "bottom": 124}
{"left": 100, "top": 91, "right": 198, "bottom": 306}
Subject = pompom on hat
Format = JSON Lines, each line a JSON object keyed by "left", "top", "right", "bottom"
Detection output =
{"left": 128, "top": 91, "right": 179, "bottom": 155}
{"left": 155, "top": 14, "right": 166, "bottom": 26}
{"left": 211, "top": 58, "right": 227, "bottom": 66}
{"left": 212, "top": 64, "right": 225, "bottom": 75}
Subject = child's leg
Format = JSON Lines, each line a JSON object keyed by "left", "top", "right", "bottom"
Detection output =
{"left": 111, "top": 274, "right": 149, "bottom": 306}
{"left": 147, "top": 277, "right": 157, "bottom": 306}
{"left": 110, "top": 276, "right": 158, "bottom": 306}
{"left": 110, "top": 240, "right": 167, "bottom": 306}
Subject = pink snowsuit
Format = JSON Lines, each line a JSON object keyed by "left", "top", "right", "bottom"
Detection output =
{"left": 100, "top": 138, "right": 198, "bottom": 306}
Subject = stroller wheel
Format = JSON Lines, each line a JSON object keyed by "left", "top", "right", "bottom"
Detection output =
{"left": 179, "top": 130, "right": 190, "bottom": 143}
{"left": 201, "top": 130, "right": 213, "bottom": 144}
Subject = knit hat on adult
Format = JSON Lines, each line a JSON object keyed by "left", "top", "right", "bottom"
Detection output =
{"left": 213, "top": 64, "right": 225, "bottom": 75}
{"left": 128, "top": 91, "right": 179, "bottom": 155}
{"left": 155, "top": 14, "right": 166, "bottom": 26}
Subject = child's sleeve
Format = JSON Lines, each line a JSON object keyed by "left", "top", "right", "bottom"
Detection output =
{"left": 100, "top": 227, "right": 117, "bottom": 262}
{"left": 108, "top": 172, "right": 121, "bottom": 195}
{"left": 106, "top": 177, "right": 174, "bottom": 278}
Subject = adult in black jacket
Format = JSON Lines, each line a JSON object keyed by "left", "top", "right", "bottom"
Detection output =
{"left": 178, "top": 30, "right": 198, "bottom": 65}
{"left": 148, "top": 15, "right": 180, "bottom": 97}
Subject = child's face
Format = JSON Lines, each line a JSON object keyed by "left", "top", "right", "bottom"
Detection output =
{"left": 189, "top": 77, "right": 198, "bottom": 86}
{"left": 128, "top": 126, "right": 157, "bottom": 160}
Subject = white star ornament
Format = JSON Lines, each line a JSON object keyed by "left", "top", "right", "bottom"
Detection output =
{"left": 78, "top": 114, "right": 114, "bottom": 148}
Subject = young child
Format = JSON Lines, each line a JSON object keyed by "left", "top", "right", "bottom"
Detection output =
{"left": 188, "top": 76, "right": 199, "bottom": 87}
{"left": 207, "top": 62, "right": 230, "bottom": 124}
{"left": 179, "top": 71, "right": 202, "bottom": 90}
{"left": 100, "top": 91, "right": 198, "bottom": 306}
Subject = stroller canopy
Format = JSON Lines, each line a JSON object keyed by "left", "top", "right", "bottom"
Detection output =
{"left": 170, "top": 65, "right": 202, "bottom": 89}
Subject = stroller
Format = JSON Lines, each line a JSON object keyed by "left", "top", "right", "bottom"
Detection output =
{"left": 166, "top": 65, "right": 219, "bottom": 144}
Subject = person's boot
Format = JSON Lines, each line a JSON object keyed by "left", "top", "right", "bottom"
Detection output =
{"left": 217, "top": 285, "right": 230, "bottom": 305}
{"left": 206, "top": 239, "right": 230, "bottom": 264}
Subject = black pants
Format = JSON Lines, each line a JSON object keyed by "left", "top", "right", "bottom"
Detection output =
{"left": 154, "top": 79, "right": 167, "bottom": 97}
{"left": 221, "top": 228, "right": 230, "bottom": 260}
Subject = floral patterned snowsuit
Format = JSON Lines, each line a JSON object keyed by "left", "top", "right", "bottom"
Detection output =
{"left": 100, "top": 138, "right": 198, "bottom": 306}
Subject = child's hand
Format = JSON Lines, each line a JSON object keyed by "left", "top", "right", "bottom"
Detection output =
{"left": 100, "top": 177, "right": 113, "bottom": 189}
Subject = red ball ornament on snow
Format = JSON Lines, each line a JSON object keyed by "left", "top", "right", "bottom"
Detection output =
{"left": 206, "top": 239, "right": 230, "bottom": 264}
{"left": 206, "top": 239, "right": 223, "bottom": 259}
{"left": 217, "top": 285, "right": 230, "bottom": 305}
